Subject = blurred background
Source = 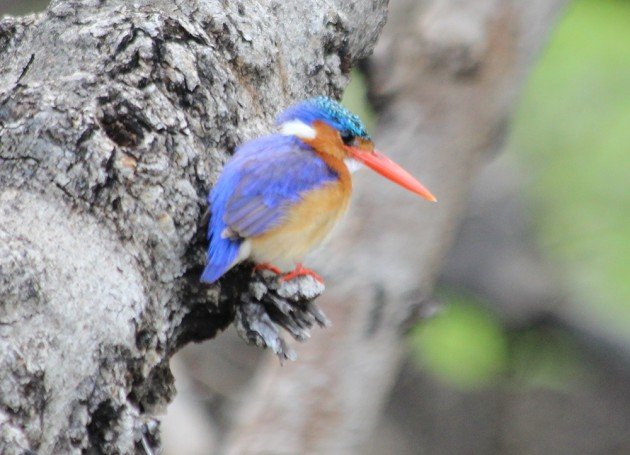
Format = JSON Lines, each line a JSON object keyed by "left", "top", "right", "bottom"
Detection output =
{"left": 3, "top": 0, "right": 628, "bottom": 453}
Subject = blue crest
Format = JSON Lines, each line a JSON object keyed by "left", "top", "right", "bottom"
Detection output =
{"left": 276, "top": 96, "right": 370, "bottom": 140}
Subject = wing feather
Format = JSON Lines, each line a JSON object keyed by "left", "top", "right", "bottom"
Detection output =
{"left": 217, "top": 135, "right": 337, "bottom": 238}
{"left": 203, "top": 134, "right": 337, "bottom": 283}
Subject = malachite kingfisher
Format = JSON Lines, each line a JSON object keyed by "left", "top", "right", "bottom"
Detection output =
{"left": 201, "top": 96, "right": 436, "bottom": 284}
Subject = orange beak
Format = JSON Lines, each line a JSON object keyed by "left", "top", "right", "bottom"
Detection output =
{"left": 347, "top": 147, "right": 437, "bottom": 202}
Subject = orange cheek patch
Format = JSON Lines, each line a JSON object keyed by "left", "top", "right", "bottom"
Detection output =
{"left": 301, "top": 120, "right": 353, "bottom": 189}
{"left": 303, "top": 121, "right": 347, "bottom": 160}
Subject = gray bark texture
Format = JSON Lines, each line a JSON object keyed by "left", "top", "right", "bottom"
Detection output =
{"left": 224, "top": 0, "right": 566, "bottom": 453}
{"left": 0, "top": 0, "right": 387, "bottom": 453}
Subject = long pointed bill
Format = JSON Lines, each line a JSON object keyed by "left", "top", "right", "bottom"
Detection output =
{"left": 347, "top": 147, "right": 437, "bottom": 202}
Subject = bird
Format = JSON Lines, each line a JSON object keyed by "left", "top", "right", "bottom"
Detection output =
{"left": 201, "top": 96, "right": 436, "bottom": 284}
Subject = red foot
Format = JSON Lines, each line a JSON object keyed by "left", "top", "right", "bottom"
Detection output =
{"left": 253, "top": 263, "right": 282, "bottom": 275}
{"left": 281, "top": 263, "right": 324, "bottom": 284}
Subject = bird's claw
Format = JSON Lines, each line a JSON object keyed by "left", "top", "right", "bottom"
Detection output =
{"left": 253, "top": 262, "right": 283, "bottom": 275}
{"left": 281, "top": 263, "right": 324, "bottom": 284}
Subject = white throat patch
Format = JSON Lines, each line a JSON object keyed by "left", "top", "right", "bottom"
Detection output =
{"left": 344, "top": 158, "right": 363, "bottom": 174}
{"left": 279, "top": 120, "right": 317, "bottom": 139}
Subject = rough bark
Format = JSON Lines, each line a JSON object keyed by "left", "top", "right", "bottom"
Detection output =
{"left": 0, "top": 0, "right": 388, "bottom": 453}
{"left": 224, "top": 0, "right": 566, "bottom": 453}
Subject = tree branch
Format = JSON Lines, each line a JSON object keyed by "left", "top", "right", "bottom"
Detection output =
{"left": 223, "top": 0, "right": 566, "bottom": 453}
{"left": 0, "top": 0, "right": 388, "bottom": 452}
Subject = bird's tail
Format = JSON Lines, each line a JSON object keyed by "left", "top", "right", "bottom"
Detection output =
{"left": 201, "top": 228, "right": 242, "bottom": 284}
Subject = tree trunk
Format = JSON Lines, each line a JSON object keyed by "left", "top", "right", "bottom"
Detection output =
{"left": 0, "top": 0, "right": 387, "bottom": 453}
{"left": 224, "top": 0, "right": 566, "bottom": 453}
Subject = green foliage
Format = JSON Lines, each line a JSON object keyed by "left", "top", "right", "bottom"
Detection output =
{"left": 511, "top": 0, "right": 630, "bottom": 338}
{"left": 409, "top": 293, "right": 583, "bottom": 391}
{"left": 0, "top": 0, "right": 50, "bottom": 16}
{"left": 342, "top": 70, "right": 377, "bottom": 134}
{"left": 409, "top": 0, "right": 629, "bottom": 389}
{"left": 409, "top": 295, "right": 509, "bottom": 389}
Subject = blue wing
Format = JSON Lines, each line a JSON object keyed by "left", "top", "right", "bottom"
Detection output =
{"left": 201, "top": 134, "right": 337, "bottom": 283}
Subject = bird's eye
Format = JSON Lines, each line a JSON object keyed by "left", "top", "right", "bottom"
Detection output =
{"left": 341, "top": 132, "right": 355, "bottom": 146}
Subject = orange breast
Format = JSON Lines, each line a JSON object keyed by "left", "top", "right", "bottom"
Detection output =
{"left": 250, "top": 121, "right": 353, "bottom": 267}
{"left": 249, "top": 167, "right": 351, "bottom": 267}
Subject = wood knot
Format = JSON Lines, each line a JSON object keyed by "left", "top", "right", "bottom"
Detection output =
{"left": 98, "top": 96, "right": 148, "bottom": 148}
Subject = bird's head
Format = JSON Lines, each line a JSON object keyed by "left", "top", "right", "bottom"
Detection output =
{"left": 276, "top": 96, "right": 436, "bottom": 202}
